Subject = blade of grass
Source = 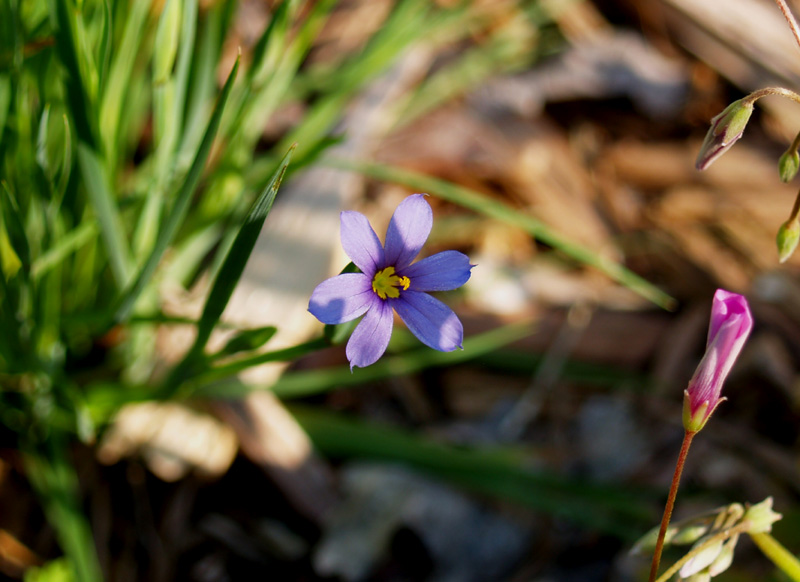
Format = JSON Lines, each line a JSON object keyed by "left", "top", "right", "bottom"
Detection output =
{"left": 111, "top": 55, "right": 240, "bottom": 326}
{"left": 0, "top": 73, "right": 11, "bottom": 149}
{"left": 191, "top": 145, "right": 294, "bottom": 351}
{"left": 329, "top": 159, "right": 677, "bottom": 310}
{"left": 23, "top": 438, "right": 102, "bottom": 582}
{"left": 274, "top": 0, "right": 436, "bottom": 163}
{"left": 290, "top": 406, "right": 653, "bottom": 539}
{"left": 48, "top": 0, "right": 97, "bottom": 148}
{"left": 99, "top": 0, "right": 151, "bottom": 161}
{"left": 0, "top": 181, "right": 31, "bottom": 273}
{"left": 97, "top": 0, "right": 111, "bottom": 95}
{"left": 163, "top": 146, "right": 294, "bottom": 395}
{"left": 195, "top": 320, "right": 533, "bottom": 398}
{"left": 31, "top": 220, "right": 98, "bottom": 281}
{"left": 76, "top": 143, "right": 132, "bottom": 289}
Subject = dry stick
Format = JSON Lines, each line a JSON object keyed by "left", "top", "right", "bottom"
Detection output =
{"left": 648, "top": 430, "right": 697, "bottom": 582}
{"left": 775, "top": 0, "right": 800, "bottom": 53}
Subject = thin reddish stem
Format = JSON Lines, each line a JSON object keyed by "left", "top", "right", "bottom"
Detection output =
{"left": 775, "top": 0, "right": 800, "bottom": 54}
{"left": 648, "top": 430, "right": 696, "bottom": 582}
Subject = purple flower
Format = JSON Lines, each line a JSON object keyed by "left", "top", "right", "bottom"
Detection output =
{"left": 309, "top": 194, "right": 473, "bottom": 369}
{"left": 683, "top": 289, "right": 753, "bottom": 432}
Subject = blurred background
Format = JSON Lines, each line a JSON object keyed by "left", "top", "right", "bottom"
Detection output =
{"left": 4, "top": 0, "right": 800, "bottom": 580}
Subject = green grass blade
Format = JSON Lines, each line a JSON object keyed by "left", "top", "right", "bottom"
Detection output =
{"left": 195, "top": 320, "right": 533, "bottom": 397}
{"left": 290, "top": 406, "right": 653, "bottom": 538}
{"left": 48, "top": 0, "right": 97, "bottom": 148}
{"left": 0, "top": 181, "right": 31, "bottom": 273}
{"left": 31, "top": 220, "right": 99, "bottom": 281}
{"left": 0, "top": 73, "right": 11, "bottom": 147}
{"left": 274, "top": 0, "right": 432, "bottom": 163}
{"left": 163, "top": 146, "right": 293, "bottom": 394}
{"left": 192, "top": 146, "right": 293, "bottom": 349}
{"left": 97, "top": 0, "right": 112, "bottom": 94}
{"left": 99, "top": 0, "right": 151, "bottom": 160}
{"left": 153, "top": 0, "right": 181, "bottom": 86}
{"left": 213, "top": 326, "right": 278, "bottom": 358}
{"left": 330, "top": 159, "right": 677, "bottom": 310}
{"left": 76, "top": 143, "right": 132, "bottom": 288}
{"left": 135, "top": 0, "right": 197, "bottom": 260}
{"left": 112, "top": 56, "right": 240, "bottom": 325}
{"left": 23, "top": 440, "right": 102, "bottom": 582}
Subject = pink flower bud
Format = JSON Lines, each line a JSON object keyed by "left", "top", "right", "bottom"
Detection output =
{"left": 683, "top": 290, "right": 753, "bottom": 432}
{"left": 695, "top": 99, "right": 754, "bottom": 171}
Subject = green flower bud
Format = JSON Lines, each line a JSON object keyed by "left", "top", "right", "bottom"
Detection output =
{"left": 779, "top": 150, "right": 800, "bottom": 182}
{"left": 683, "top": 571, "right": 711, "bottom": 582}
{"left": 776, "top": 218, "right": 800, "bottom": 263}
{"left": 672, "top": 524, "right": 712, "bottom": 545}
{"left": 696, "top": 99, "right": 754, "bottom": 171}
{"left": 743, "top": 497, "right": 782, "bottom": 534}
{"left": 680, "top": 539, "right": 724, "bottom": 578}
{"left": 631, "top": 524, "right": 677, "bottom": 554}
{"left": 708, "top": 536, "right": 738, "bottom": 576}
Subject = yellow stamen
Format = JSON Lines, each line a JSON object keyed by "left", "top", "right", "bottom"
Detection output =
{"left": 371, "top": 266, "right": 411, "bottom": 300}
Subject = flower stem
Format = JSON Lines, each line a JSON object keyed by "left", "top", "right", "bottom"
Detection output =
{"left": 648, "top": 430, "right": 696, "bottom": 582}
{"left": 775, "top": 0, "right": 800, "bottom": 54}
{"left": 750, "top": 532, "right": 800, "bottom": 581}
{"left": 744, "top": 86, "right": 800, "bottom": 106}
{"left": 788, "top": 186, "right": 800, "bottom": 224}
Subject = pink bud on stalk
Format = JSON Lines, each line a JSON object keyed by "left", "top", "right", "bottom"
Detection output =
{"left": 683, "top": 290, "right": 753, "bottom": 433}
{"left": 695, "top": 99, "right": 754, "bottom": 171}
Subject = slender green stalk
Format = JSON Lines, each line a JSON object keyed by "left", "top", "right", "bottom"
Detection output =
{"left": 186, "top": 337, "right": 329, "bottom": 387}
{"left": 24, "top": 440, "right": 102, "bottom": 582}
{"left": 750, "top": 532, "right": 800, "bottom": 581}
{"left": 649, "top": 430, "right": 696, "bottom": 582}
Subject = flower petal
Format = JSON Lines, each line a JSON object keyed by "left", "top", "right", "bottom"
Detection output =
{"left": 687, "top": 289, "right": 752, "bottom": 417}
{"left": 341, "top": 211, "right": 384, "bottom": 276}
{"left": 308, "top": 273, "right": 375, "bottom": 324}
{"left": 384, "top": 194, "right": 432, "bottom": 270}
{"left": 346, "top": 299, "right": 394, "bottom": 369}
{"left": 393, "top": 290, "right": 463, "bottom": 352}
{"left": 402, "top": 250, "right": 473, "bottom": 291}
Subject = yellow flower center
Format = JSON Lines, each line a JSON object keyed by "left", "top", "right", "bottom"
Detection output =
{"left": 371, "top": 266, "right": 410, "bottom": 300}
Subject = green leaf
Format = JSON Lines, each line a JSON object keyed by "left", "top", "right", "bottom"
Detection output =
{"left": 97, "top": 0, "right": 112, "bottom": 94}
{"left": 162, "top": 146, "right": 294, "bottom": 396}
{"left": 31, "top": 221, "right": 98, "bottom": 281}
{"left": 192, "top": 144, "right": 294, "bottom": 350}
{"left": 98, "top": 0, "right": 151, "bottom": 160}
{"left": 111, "top": 55, "right": 241, "bottom": 326}
{"left": 48, "top": 0, "right": 97, "bottom": 148}
{"left": 24, "top": 558, "right": 74, "bottom": 582}
{"left": 0, "top": 73, "right": 11, "bottom": 146}
{"left": 153, "top": 0, "right": 182, "bottom": 85}
{"left": 213, "top": 326, "right": 278, "bottom": 358}
{"left": 291, "top": 406, "right": 653, "bottom": 538}
{"left": 76, "top": 143, "right": 132, "bottom": 288}
{"left": 194, "top": 321, "right": 532, "bottom": 396}
{"left": 23, "top": 438, "right": 102, "bottom": 582}
{"left": 0, "top": 181, "right": 31, "bottom": 273}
